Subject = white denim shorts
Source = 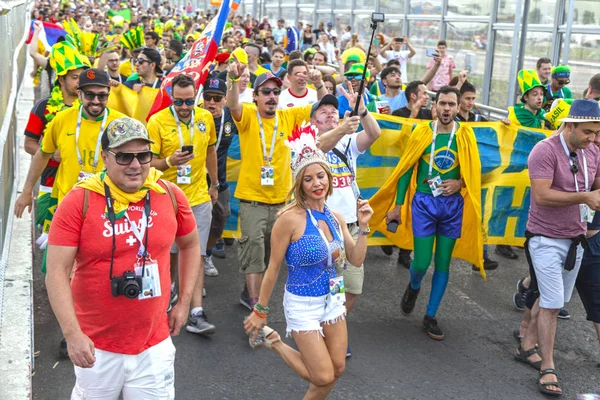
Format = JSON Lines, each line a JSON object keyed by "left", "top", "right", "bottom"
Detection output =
{"left": 283, "top": 290, "right": 346, "bottom": 337}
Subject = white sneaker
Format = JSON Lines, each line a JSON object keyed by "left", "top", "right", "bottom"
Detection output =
{"left": 204, "top": 255, "right": 219, "bottom": 276}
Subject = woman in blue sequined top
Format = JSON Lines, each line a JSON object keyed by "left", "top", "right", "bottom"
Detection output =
{"left": 244, "top": 135, "right": 373, "bottom": 399}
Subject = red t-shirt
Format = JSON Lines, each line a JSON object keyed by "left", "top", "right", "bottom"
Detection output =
{"left": 48, "top": 182, "right": 196, "bottom": 354}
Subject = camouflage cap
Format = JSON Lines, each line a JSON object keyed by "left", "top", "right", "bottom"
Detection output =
{"left": 101, "top": 117, "right": 154, "bottom": 150}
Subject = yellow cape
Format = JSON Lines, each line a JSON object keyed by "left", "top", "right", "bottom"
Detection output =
{"left": 368, "top": 122, "right": 486, "bottom": 279}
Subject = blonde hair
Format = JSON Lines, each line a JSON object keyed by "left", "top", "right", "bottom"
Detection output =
{"left": 278, "top": 162, "right": 333, "bottom": 216}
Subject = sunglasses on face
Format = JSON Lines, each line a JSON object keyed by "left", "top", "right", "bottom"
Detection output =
{"left": 258, "top": 87, "right": 281, "bottom": 96}
{"left": 108, "top": 150, "right": 153, "bottom": 165}
{"left": 569, "top": 152, "right": 579, "bottom": 174}
{"left": 204, "top": 94, "right": 223, "bottom": 102}
{"left": 556, "top": 79, "right": 570, "bottom": 86}
{"left": 135, "top": 57, "right": 152, "bottom": 64}
{"left": 172, "top": 98, "right": 195, "bottom": 106}
{"left": 347, "top": 75, "right": 362, "bottom": 81}
{"left": 82, "top": 91, "right": 109, "bottom": 101}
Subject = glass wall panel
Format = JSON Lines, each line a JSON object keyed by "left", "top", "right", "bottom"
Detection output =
{"left": 406, "top": 20, "right": 440, "bottom": 84}
{"left": 565, "top": 33, "right": 600, "bottom": 98}
{"left": 298, "top": 8, "right": 315, "bottom": 25}
{"left": 380, "top": 0, "right": 404, "bottom": 14}
{"left": 355, "top": 0, "right": 376, "bottom": 10}
{"left": 520, "top": 32, "right": 553, "bottom": 70}
{"left": 280, "top": 7, "right": 297, "bottom": 25}
{"left": 489, "top": 30, "right": 514, "bottom": 109}
{"left": 379, "top": 17, "right": 404, "bottom": 40}
{"left": 353, "top": 14, "right": 373, "bottom": 43}
{"left": 497, "top": 0, "right": 517, "bottom": 23}
{"left": 320, "top": 0, "right": 333, "bottom": 9}
{"left": 568, "top": 0, "right": 599, "bottom": 25}
{"left": 410, "top": 0, "right": 442, "bottom": 15}
{"left": 447, "top": 0, "right": 491, "bottom": 16}
{"left": 334, "top": 0, "right": 351, "bottom": 9}
{"left": 528, "top": 0, "right": 556, "bottom": 24}
{"left": 445, "top": 22, "right": 489, "bottom": 95}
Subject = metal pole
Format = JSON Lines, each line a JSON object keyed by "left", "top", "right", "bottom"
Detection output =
{"left": 481, "top": 0, "right": 499, "bottom": 106}
{"left": 516, "top": 0, "right": 530, "bottom": 73}
{"left": 550, "top": 0, "right": 566, "bottom": 65}
{"left": 440, "top": 0, "right": 448, "bottom": 40}
{"left": 562, "top": 0, "right": 575, "bottom": 63}
{"left": 506, "top": 0, "right": 524, "bottom": 107}
{"left": 403, "top": 0, "right": 409, "bottom": 36}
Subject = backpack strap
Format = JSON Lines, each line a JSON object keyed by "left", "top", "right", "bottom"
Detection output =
{"left": 82, "top": 189, "right": 89, "bottom": 218}
{"left": 160, "top": 179, "right": 178, "bottom": 216}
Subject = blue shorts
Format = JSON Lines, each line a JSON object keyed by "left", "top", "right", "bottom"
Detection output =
{"left": 411, "top": 192, "right": 464, "bottom": 239}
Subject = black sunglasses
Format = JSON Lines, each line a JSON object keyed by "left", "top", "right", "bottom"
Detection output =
{"left": 172, "top": 98, "right": 195, "bottom": 106}
{"left": 556, "top": 79, "right": 570, "bottom": 86}
{"left": 135, "top": 58, "right": 151, "bottom": 64}
{"left": 569, "top": 151, "right": 579, "bottom": 174}
{"left": 258, "top": 87, "right": 281, "bottom": 96}
{"left": 83, "top": 91, "right": 109, "bottom": 101}
{"left": 204, "top": 94, "right": 223, "bottom": 103}
{"left": 108, "top": 150, "right": 153, "bottom": 165}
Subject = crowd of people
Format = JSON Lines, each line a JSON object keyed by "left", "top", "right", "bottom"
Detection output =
{"left": 16, "top": 0, "right": 600, "bottom": 398}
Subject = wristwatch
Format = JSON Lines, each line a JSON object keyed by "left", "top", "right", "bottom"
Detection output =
{"left": 358, "top": 226, "right": 370, "bottom": 236}
{"left": 211, "top": 183, "right": 220, "bottom": 189}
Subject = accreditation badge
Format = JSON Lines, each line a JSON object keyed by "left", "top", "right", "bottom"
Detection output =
{"left": 260, "top": 165, "right": 274, "bottom": 186}
{"left": 177, "top": 164, "right": 192, "bottom": 184}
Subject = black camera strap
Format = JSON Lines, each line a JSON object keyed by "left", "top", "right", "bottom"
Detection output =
{"left": 104, "top": 183, "right": 151, "bottom": 281}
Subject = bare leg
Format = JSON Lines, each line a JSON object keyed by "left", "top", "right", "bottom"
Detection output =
{"left": 206, "top": 236, "right": 219, "bottom": 251}
{"left": 594, "top": 322, "right": 600, "bottom": 343}
{"left": 344, "top": 293, "right": 358, "bottom": 314}
{"left": 190, "top": 257, "right": 205, "bottom": 308}
{"left": 537, "top": 307, "right": 561, "bottom": 394}
{"left": 246, "top": 272, "right": 263, "bottom": 299}
{"left": 519, "top": 298, "right": 542, "bottom": 364}
{"left": 519, "top": 307, "right": 532, "bottom": 337}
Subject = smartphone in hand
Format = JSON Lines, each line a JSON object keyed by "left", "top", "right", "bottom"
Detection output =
{"left": 426, "top": 48, "right": 438, "bottom": 57}
{"left": 387, "top": 220, "right": 399, "bottom": 233}
{"left": 182, "top": 145, "right": 194, "bottom": 154}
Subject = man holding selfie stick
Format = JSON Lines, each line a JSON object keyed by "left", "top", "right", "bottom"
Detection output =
{"left": 380, "top": 36, "right": 416, "bottom": 83}
{"left": 148, "top": 74, "right": 218, "bottom": 336}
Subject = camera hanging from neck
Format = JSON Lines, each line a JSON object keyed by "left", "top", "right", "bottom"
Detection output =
{"left": 104, "top": 183, "right": 151, "bottom": 281}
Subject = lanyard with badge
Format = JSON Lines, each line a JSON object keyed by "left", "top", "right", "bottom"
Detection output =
{"left": 307, "top": 207, "right": 346, "bottom": 308}
{"left": 257, "top": 111, "right": 278, "bottom": 186}
{"left": 104, "top": 184, "right": 160, "bottom": 300}
{"left": 547, "top": 83, "right": 564, "bottom": 99}
{"left": 106, "top": 71, "right": 122, "bottom": 84}
{"left": 426, "top": 121, "right": 457, "bottom": 197}
{"left": 172, "top": 105, "right": 194, "bottom": 184}
{"left": 560, "top": 133, "right": 594, "bottom": 223}
{"left": 215, "top": 112, "right": 226, "bottom": 151}
{"left": 75, "top": 106, "right": 108, "bottom": 182}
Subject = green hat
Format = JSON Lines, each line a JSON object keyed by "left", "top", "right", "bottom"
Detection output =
{"left": 517, "top": 69, "right": 545, "bottom": 102}
{"left": 101, "top": 118, "right": 154, "bottom": 150}
{"left": 121, "top": 26, "right": 145, "bottom": 50}
{"left": 304, "top": 48, "right": 317, "bottom": 55}
{"left": 344, "top": 63, "right": 370, "bottom": 80}
{"left": 49, "top": 41, "right": 91, "bottom": 77}
{"left": 552, "top": 64, "right": 571, "bottom": 79}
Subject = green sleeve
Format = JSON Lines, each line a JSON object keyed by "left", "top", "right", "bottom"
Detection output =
{"left": 369, "top": 83, "right": 378, "bottom": 96}
{"left": 395, "top": 168, "right": 414, "bottom": 205}
{"left": 564, "top": 87, "right": 573, "bottom": 99}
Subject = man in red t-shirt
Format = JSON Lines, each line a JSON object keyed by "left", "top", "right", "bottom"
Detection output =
{"left": 46, "top": 117, "right": 199, "bottom": 398}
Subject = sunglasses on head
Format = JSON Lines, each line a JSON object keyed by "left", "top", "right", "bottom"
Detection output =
{"left": 172, "top": 98, "right": 195, "bottom": 106}
{"left": 204, "top": 94, "right": 223, "bottom": 102}
{"left": 569, "top": 151, "right": 579, "bottom": 174}
{"left": 258, "top": 87, "right": 281, "bottom": 96}
{"left": 83, "top": 91, "right": 109, "bottom": 101}
{"left": 557, "top": 79, "right": 570, "bottom": 86}
{"left": 108, "top": 150, "right": 153, "bottom": 165}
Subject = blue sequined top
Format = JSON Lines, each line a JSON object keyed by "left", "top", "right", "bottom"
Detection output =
{"left": 285, "top": 207, "right": 344, "bottom": 297}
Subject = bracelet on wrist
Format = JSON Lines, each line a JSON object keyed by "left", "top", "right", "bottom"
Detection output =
{"left": 165, "top": 156, "right": 173, "bottom": 168}
{"left": 253, "top": 309, "right": 268, "bottom": 319}
{"left": 254, "top": 302, "right": 270, "bottom": 314}
{"left": 358, "top": 226, "right": 370, "bottom": 236}
{"left": 359, "top": 109, "right": 369, "bottom": 118}
{"left": 229, "top": 75, "right": 240, "bottom": 82}
{"left": 315, "top": 83, "right": 324, "bottom": 90}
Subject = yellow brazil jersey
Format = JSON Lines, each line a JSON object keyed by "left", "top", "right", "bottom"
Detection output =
{"left": 40, "top": 106, "right": 126, "bottom": 203}
{"left": 147, "top": 106, "right": 217, "bottom": 207}
{"left": 118, "top": 58, "right": 135, "bottom": 78}
{"left": 233, "top": 103, "right": 312, "bottom": 204}
{"left": 253, "top": 65, "right": 271, "bottom": 76}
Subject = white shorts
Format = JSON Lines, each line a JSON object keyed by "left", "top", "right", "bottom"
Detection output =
{"left": 529, "top": 236, "right": 583, "bottom": 309}
{"left": 71, "top": 336, "right": 176, "bottom": 400}
{"left": 171, "top": 201, "right": 213, "bottom": 256}
{"left": 283, "top": 290, "right": 346, "bottom": 337}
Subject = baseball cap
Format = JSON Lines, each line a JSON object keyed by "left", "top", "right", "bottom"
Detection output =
{"left": 140, "top": 48, "right": 163, "bottom": 74}
{"left": 203, "top": 78, "right": 227, "bottom": 95}
{"left": 327, "top": 22, "right": 333, "bottom": 27}
{"left": 310, "top": 94, "right": 339, "bottom": 118}
{"left": 78, "top": 68, "right": 110, "bottom": 89}
{"left": 254, "top": 72, "right": 282, "bottom": 91}
{"left": 214, "top": 51, "right": 231, "bottom": 64}
{"left": 101, "top": 117, "right": 154, "bottom": 150}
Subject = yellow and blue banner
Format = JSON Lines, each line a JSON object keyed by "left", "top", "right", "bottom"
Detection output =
{"left": 222, "top": 114, "right": 552, "bottom": 247}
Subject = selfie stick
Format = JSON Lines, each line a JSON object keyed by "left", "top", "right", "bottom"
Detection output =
{"left": 351, "top": 13, "right": 385, "bottom": 117}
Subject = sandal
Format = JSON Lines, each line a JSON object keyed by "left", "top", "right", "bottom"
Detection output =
{"left": 514, "top": 345, "right": 542, "bottom": 370}
{"left": 538, "top": 369, "right": 562, "bottom": 396}
{"left": 512, "top": 329, "right": 523, "bottom": 344}
{"left": 249, "top": 326, "right": 281, "bottom": 350}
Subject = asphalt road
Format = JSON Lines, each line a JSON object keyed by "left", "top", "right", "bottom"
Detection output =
{"left": 31, "top": 242, "right": 599, "bottom": 399}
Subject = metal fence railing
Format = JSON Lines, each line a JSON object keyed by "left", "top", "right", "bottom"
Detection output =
{"left": 0, "top": 0, "right": 30, "bottom": 337}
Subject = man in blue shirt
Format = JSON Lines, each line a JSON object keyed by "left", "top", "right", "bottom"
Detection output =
{"left": 337, "top": 63, "right": 377, "bottom": 118}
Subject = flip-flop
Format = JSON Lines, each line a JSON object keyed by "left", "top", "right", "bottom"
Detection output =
{"left": 514, "top": 345, "right": 542, "bottom": 370}
{"left": 538, "top": 369, "right": 562, "bottom": 396}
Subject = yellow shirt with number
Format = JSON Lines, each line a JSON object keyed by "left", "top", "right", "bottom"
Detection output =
{"left": 147, "top": 106, "right": 216, "bottom": 207}
{"left": 233, "top": 103, "right": 312, "bottom": 204}
{"left": 40, "top": 106, "right": 126, "bottom": 203}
